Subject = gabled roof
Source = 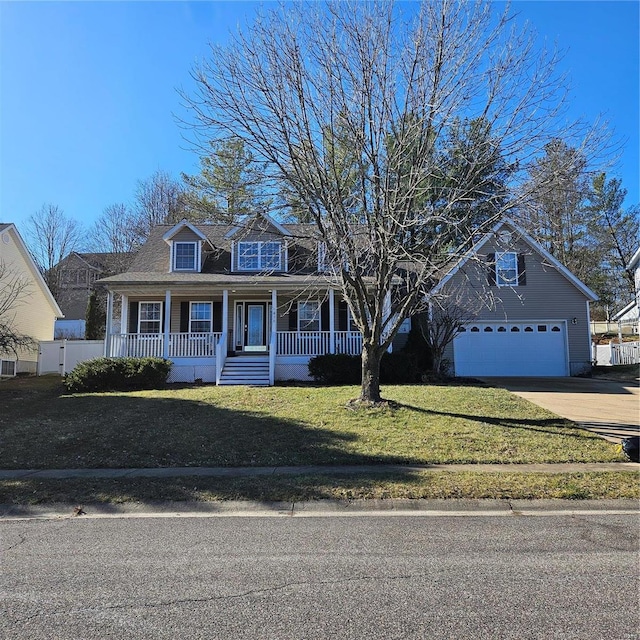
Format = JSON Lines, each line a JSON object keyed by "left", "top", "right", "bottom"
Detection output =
{"left": 162, "top": 219, "right": 210, "bottom": 243}
{"left": 628, "top": 246, "right": 640, "bottom": 271}
{"left": 225, "top": 212, "right": 292, "bottom": 238}
{"left": 431, "top": 217, "right": 599, "bottom": 302}
{"left": 612, "top": 299, "right": 639, "bottom": 322}
{"left": 0, "top": 223, "right": 63, "bottom": 316}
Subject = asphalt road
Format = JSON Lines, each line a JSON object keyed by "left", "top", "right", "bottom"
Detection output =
{"left": 2, "top": 512, "right": 639, "bottom": 639}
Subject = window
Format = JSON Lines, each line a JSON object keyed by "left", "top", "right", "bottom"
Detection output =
{"left": 237, "top": 241, "right": 282, "bottom": 271}
{"left": 0, "top": 360, "right": 16, "bottom": 377}
{"left": 173, "top": 242, "right": 198, "bottom": 271}
{"left": 190, "top": 302, "right": 212, "bottom": 333}
{"left": 298, "top": 301, "right": 321, "bottom": 331}
{"left": 139, "top": 302, "right": 162, "bottom": 334}
{"left": 496, "top": 252, "right": 518, "bottom": 286}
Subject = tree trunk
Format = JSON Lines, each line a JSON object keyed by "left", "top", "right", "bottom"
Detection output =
{"left": 360, "top": 342, "right": 383, "bottom": 403}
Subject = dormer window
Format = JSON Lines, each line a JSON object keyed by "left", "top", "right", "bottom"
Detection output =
{"left": 173, "top": 242, "right": 198, "bottom": 271}
{"left": 237, "top": 241, "right": 282, "bottom": 271}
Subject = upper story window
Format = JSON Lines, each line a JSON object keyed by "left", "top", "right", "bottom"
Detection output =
{"left": 173, "top": 242, "right": 198, "bottom": 271}
{"left": 139, "top": 302, "right": 162, "bottom": 334}
{"left": 317, "top": 242, "right": 328, "bottom": 272}
{"left": 496, "top": 252, "right": 518, "bottom": 286}
{"left": 237, "top": 241, "right": 282, "bottom": 271}
{"left": 190, "top": 302, "right": 212, "bottom": 333}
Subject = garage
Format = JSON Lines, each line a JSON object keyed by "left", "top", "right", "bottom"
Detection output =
{"left": 453, "top": 321, "right": 568, "bottom": 377}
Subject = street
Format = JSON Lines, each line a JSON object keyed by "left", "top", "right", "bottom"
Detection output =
{"left": 2, "top": 510, "right": 639, "bottom": 639}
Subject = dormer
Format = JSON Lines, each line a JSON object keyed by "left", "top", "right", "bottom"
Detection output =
{"left": 163, "top": 220, "right": 210, "bottom": 273}
{"left": 227, "top": 213, "right": 291, "bottom": 273}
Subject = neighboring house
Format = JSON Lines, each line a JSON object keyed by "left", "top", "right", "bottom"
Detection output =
{"left": 54, "top": 251, "right": 134, "bottom": 337}
{"left": 98, "top": 214, "right": 597, "bottom": 384}
{"left": 611, "top": 246, "right": 640, "bottom": 333}
{"left": 0, "top": 223, "right": 62, "bottom": 375}
{"left": 432, "top": 219, "right": 598, "bottom": 377}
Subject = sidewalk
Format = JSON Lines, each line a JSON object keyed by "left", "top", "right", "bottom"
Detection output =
{"left": 1, "top": 462, "right": 638, "bottom": 480}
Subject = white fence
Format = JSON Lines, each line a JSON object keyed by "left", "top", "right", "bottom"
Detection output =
{"left": 38, "top": 340, "right": 105, "bottom": 375}
{"left": 276, "top": 331, "right": 362, "bottom": 356}
{"left": 593, "top": 341, "right": 640, "bottom": 366}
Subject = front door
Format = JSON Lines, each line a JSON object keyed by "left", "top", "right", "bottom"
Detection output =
{"left": 246, "top": 303, "right": 266, "bottom": 351}
{"left": 235, "top": 302, "right": 271, "bottom": 352}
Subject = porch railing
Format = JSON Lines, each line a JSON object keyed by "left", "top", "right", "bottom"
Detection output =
{"left": 276, "top": 331, "right": 362, "bottom": 356}
{"left": 109, "top": 333, "right": 222, "bottom": 359}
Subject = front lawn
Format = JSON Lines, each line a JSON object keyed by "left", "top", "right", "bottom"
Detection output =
{"left": 0, "top": 376, "right": 624, "bottom": 470}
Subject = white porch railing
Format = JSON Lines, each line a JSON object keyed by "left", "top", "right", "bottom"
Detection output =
{"left": 276, "top": 331, "right": 362, "bottom": 356}
{"left": 334, "top": 331, "right": 363, "bottom": 355}
{"left": 109, "top": 333, "right": 222, "bottom": 359}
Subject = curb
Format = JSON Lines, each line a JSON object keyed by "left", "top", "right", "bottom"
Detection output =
{"left": 1, "top": 498, "right": 638, "bottom": 521}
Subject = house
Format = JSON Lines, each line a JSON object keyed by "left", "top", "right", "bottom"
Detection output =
{"left": 611, "top": 246, "right": 640, "bottom": 334}
{"left": 54, "top": 251, "right": 134, "bottom": 337}
{"left": 98, "top": 215, "right": 373, "bottom": 385}
{"left": 0, "top": 223, "right": 63, "bottom": 375}
{"left": 98, "top": 214, "right": 597, "bottom": 384}
{"left": 432, "top": 219, "right": 598, "bottom": 377}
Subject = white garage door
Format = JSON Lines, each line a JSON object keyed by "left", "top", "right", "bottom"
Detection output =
{"left": 453, "top": 321, "right": 568, "bottom": 377}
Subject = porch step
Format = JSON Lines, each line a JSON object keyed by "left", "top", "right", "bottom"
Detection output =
{"left": 219, "top": 357, "right": 270, "bottom": 386}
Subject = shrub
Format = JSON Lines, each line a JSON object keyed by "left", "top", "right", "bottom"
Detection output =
{"left": 308, "top": 353, "right": 361, "bottom": 384}
{"left": 308, "top": 352, "right": 423, "bottom": 385}
{"left": 64, "top": 357, "right": 171, "bottom": 393}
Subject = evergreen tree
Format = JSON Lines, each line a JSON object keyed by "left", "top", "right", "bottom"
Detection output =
{"left": 85, "top": 290, "right": 106, "bottom": 340}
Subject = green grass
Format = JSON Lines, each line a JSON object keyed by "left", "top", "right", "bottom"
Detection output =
{"left": 592, "top": 364, "right": 639, "bottom": 383}
{"left": 1, "top": 472, "right": 637, "bottom": 505}
{"left": 0, "top": 375, "right": 624, "bottom": 470}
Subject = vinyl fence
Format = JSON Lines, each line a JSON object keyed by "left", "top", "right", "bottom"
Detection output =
{"left": 592, "top": 341, "right": 640, "bottom": 366}
{"left": 37, "top": 340, "right": 105, "bottom": 375}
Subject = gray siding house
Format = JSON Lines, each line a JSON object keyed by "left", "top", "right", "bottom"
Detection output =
{"left": 99, "top": 214, "right": 597, "bottom": 384}
{"left": 432, "top": 219, "right": 598, "bottom": 377}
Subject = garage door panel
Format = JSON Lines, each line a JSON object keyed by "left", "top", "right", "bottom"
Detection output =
{"left": 454, "top": 322, "right": 567, "bottom": 377}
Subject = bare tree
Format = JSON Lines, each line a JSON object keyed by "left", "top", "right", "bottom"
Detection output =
{"left": 0, "top": 260, "right": 36, "bottom": 357}
{"left": 183, "top": 0, "right": 600, "bottom": 403}
{"left": 88, "top": 203, "right": 138, "bottom": 272}
{"left": 25, "top": 204, "right": 84, "bottom": 298}
{"left": 417, "top": 303, "right": 474, "bottom": 376}
{"left": 132, "top": 170, "right": 188, "bottom": 244}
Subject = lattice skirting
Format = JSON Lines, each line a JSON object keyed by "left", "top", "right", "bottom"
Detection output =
{"left": 168, "top": 365, "right": 216, "bottom": 383}
{"left": 275, "top": 363, "right": 312, "bottom": 382}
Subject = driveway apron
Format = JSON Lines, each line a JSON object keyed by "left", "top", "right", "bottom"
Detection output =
{"left": 481, "top": 377, "right": 640, "bottom": 443}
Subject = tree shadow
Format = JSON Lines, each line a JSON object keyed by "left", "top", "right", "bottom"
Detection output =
{"left": 391, "top": 402, "right": 608, "bottom": 442}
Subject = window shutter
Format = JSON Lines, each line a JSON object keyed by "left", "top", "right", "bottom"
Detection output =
{"left": 180, "top": 302, "right": 189, "bottom": 332}
{"left": 128, "top": 301, "right": 138, "bottom": 333}
{"left": 289, "top": 303, "right": 298, "bottom": 331}
{"left": 338, "top": 301, "right": 348, "bottom": 331}
{"left": 321, "top": 300, "right": 330, "bottom": 331}
{"left": 213, "top": 301, "right": 223, "bottom": 333}
{"left": 517, "top": 254, "right": 527, "bottom": 285}
{"left": 487, "top": 253, "right": 496, "bottom": 286}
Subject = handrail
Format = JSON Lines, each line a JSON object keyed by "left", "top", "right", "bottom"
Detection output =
{"left": 216, "top": 332, "right": 227, "bottom": 384}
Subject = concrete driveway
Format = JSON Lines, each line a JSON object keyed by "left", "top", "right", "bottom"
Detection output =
{"left": 481, "top": 377, "right": 640, "bottom": 443}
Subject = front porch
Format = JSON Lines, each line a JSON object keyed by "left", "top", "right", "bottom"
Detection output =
{"left": 104, "top": 286, "right": 367, "bottom": 384}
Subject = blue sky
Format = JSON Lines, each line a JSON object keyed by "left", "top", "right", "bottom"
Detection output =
{"left": 1, "top": 1, "right": 638, "bottom": 236}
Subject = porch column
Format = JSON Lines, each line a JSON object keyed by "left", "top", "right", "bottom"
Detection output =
{"left": 163, "top": 290, "right": 171, "bottom": 359}
{"left": 271, "top": 289, "right": 278, "bottom": 346}
{"left": 329, "top": 288, "right": 335, "bottom": 354}
{"left": 104, "top": 290, "right": 114, "bottom": 357}
{"left": 222, "top": 289, "right": 229, "bottom": 335}
{"left": 270, "top": 289, "right": 278, "bottom": 385}
{"left": 383, "top": 290, "right": 392, "bottom": 353}
{"left": 120, "top": 294, "right": 128, "bottom": 335}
